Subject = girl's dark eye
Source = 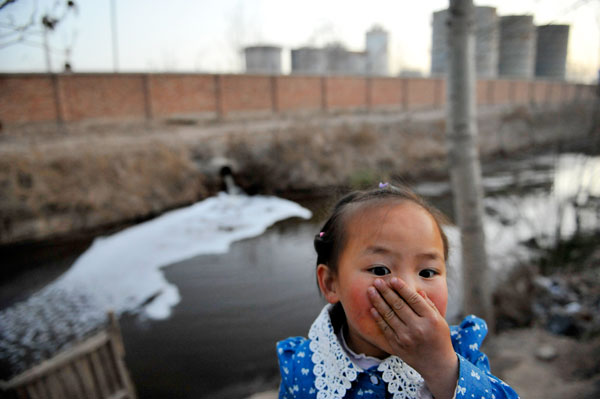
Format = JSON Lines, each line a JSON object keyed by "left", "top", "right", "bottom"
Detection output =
{"left": 368, "top": 266, "right": 391, "bottom": 276}
{"left": 419, "top": 269, "right": 437, "bottom": 278}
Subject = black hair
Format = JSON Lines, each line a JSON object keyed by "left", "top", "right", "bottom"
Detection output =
{"left": 314, "top": 183, "right": 450, "bottom": 275}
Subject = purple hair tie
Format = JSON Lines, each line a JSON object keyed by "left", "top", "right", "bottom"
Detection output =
{"left": 319, "top": 232, "right": 325, "bottom": 237}
{"left": 379, "top": 182, "right": 389, "bottom": 188}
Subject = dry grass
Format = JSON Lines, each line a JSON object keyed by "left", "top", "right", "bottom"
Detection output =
{"left": 0, "top": 143, "right": 204, "bottom": 244}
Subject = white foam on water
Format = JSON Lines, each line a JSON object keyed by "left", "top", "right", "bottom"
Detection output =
{"left": 0, "top": 193, "right": 311, "bottom": 372}
{"left": 60, "top": 193, "right": 311, "bottom": 319}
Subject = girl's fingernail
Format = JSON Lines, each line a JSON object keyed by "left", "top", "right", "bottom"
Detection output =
{"left": 367, "top": 287, "right": 376, "bottom": 296}
{"left": 391, "top": 277, "right": 403, "bottom": 287}
{"left": 374, "top": 279, "right": 384, "bottom": 288}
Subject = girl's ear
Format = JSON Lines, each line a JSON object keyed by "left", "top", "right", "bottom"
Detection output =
{"left": 317, "top": 264, "right": 339, "bottom": 304}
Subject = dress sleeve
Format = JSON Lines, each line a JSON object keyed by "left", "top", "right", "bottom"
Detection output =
{"left": 276, "top": 336, "right": 305, "bottom": 399}
{"left": 451, "top": 315, "right": 520, "bottom": 399}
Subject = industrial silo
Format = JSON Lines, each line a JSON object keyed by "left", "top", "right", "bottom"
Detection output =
{"left": 323, "top": 45, "right": 366, "bottom": 75}
{"left": 474, "top": 6, "right": 499, "bottom": 78}
{"left": 346, "top": 51, "right": 367, "bottom": 75}
{"left": 535, "top": 25, "right": 570, "bottom": 80}
{"left": 244, "top": 45, "right": 282, "bottom": 74}
{"left": 430, "top": 7, "right": 499, "bottom": 78}
{"left": 430, "top": 9, "right": 448, "bottom": 76}
{"left": 324, "top": 44, "right": 350, "bottom": 75}
{"left": 366, "top": 26, "right": 389, "bottom": 76}
{"left": 291, "top": 47, "right": 326, "bottom": 75}
{"left": 498, "top": 15, "right": 536, "bottom": 78}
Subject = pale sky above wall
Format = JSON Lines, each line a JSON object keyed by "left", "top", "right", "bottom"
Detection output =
{"left": 0, "top": 0, "right": 599, "bottom": 82}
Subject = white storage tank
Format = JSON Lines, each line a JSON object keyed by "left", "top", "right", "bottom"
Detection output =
{"left": 324, "top": 44, "right": 356, "bottom": 75}
{"left": 431, "top": 6, "right": 499, "bottom": 78}
{"left": 498, "top": 15, "right": 536, "bottom": 78}
{"left": 535, "top": 25, "right": 570, "bottom": 80}
{"left": 430, "top": 9, "right": 448, "bottom": 76}
{"left": 474, "top": 6, "right": 499, "bottom": 78}
{"left": 244, "top": 45, "right": 282, "bottom": 75}
{"left": 366, "top": 26, "right": 389, "bottom": 76}
{"left": 291, "top": 47, "right": 326, "bottom": 75}
{"left": 346, "top": 51, "right": 367, "bottom": 75}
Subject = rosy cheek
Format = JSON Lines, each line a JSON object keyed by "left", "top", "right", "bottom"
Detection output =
{"left": 347, "top": 284, "right": 371, "bottom": 319}
{"left": 341, "top": 283, "right": 370, "bottom": 321}
{"left": 428, "top": 290, "right": 448, "bottom": 317}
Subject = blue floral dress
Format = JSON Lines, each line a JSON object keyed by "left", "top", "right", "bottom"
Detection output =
{"left": 277, "top": 304, "right": 519, "bottom": 399}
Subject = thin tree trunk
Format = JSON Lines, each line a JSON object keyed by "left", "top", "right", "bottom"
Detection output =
{"left": 445, "top": 0, "right": 493, "bottom": 325}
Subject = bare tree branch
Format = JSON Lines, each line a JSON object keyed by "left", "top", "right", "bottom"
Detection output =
{"left": 0, "top": 0, "right": 19, "bottom": 12}
{"left": 1, "top": 0, "right": 78, "bottom": 70}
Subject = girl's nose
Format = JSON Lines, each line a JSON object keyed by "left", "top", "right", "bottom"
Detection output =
{"left": 393, "top": 274, "right": 419, "bottom": 292}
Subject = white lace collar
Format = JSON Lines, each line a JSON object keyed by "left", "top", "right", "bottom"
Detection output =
{"left": 308, "top": 304, "right": 427, "bottom": 399}
{"left": 338, "top": 327, "right": 382, "bottom": 370}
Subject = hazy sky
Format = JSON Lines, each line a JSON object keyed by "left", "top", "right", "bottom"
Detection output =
{"left": 1, "top": 0, "right": 599, "bottom": 81}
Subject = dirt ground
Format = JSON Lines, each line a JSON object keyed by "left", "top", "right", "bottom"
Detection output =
{"left": 486, "top": 327, "right": 600, "bottom": 399}
{"left": 246, "top": 327, "right": 600, "bottom": 399}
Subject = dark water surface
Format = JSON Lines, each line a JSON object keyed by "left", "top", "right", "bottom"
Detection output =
{"left": 120, "top": 220, "right": 325, "bottom": 398}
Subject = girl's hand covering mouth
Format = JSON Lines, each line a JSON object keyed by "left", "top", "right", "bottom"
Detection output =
{"left": 368, "top": 277, "right": 459, "bottom": 399}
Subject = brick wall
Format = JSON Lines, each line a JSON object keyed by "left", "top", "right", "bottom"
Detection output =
{"left": 0, "top": 75, "right": 58, "bottom": 123}
{"left": 491, "top": 80, "right": 511, "bottom": 105}
{"left": 220, "top": 75, "right": 273, "bottom": 115}
{"left": 275, "top": 76, "right": 322, "bottom": 112}
{"left": 148, "top": 74, "right": 216, "bottom": 117}
{"left": 477, "top": 80, "right": 491, "bottom": 105}
{"left": 324, "top": 76, "right": 367, "bottom": 110}
{"left": 405, "top": 78, "right": 439, "bottom": 109}
{"left": 511, "top": 81, "right": 530, "bottom": 104}
{"left": 369, "top": 77, "right": 403, "bottom": 107}
{"left": 0, "top": 73, "right": 592, "bottom": 125}
{"left": 531, "top": 81, "right": 548, "bottom": 105}
{"left": 59, "top": 75, "right": 147, "bottom": 121}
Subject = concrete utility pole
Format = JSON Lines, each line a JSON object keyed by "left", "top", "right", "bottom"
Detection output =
{"left": 111, "top": 0, "right": 119, "bottom": 72}
{"left": 445, "top": 0, "right": 493, "bottom": 324}
{"left": 42, "top": 24, "right": 52, "bottom": 72}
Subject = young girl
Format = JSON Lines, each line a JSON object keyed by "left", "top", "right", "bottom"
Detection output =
{"left": 277, "top": 184, "right": 519, "bottom": 399}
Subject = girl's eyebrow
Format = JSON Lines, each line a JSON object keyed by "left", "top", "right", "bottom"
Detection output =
{"left": 363, "top": 246, "right": 443, "bottom": 261}
{"left": 417, "top": 252, "right": 444, "bottom": 261}
{"left": 363, "top": 245, "right": 393, "bottom": 255}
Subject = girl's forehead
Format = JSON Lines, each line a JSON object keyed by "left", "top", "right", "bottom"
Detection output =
{"left": 344, "top": 199, "right": 424, "bottom": 228}
{"left": 344, "top": 201, "right": 444, "bottom": 247}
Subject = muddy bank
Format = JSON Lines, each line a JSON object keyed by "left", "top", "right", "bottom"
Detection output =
{"left": 0, "top": 102, "right": 596, "bottom": 245}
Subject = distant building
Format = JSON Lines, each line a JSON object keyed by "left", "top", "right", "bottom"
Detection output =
{"left": 535, "top": 25, "right": 570, "bottom": 80}
{"left": 290, "top": 26, "right": 388, "bottom": 76}
{"left": 498, "top": 15, "right": 536, "bottom": 78}
{"left": 431, "top": 7, "right": 499, "bottom": 78}
{"left": 291, "top": 47, "right": 326, "bottom": 75}
{"left": 366, "top": 26, "right": 389, "bottom": 76}
{"left": 244, "top": 45, "right": 282, "bottom": 75}
{"left": 398, "top": 69, "right": 423, "bottom": 78}
{"left": 345, "top": 51, "right": 367, "bottom": 75}
{"left": 431, "top": 8, "right": 570, "bottom": 81}
{"left": 323, "top": 44, "right": 367, "bottom": 75}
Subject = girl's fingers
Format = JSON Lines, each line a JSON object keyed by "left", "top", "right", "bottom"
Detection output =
{"left": 372, "top": 279, "right": 414, "bottom": 323}
{"left": 388, "top": 277, "right": 434, "bottom": 318}
{"left": 370, "top": 307, "right": 403, "bottom": 344}
{"left": 367, "top": 286, "right": 407, "bottom": 331}
{"left": 419, "top": 290, "right": 440, "bottom": 316}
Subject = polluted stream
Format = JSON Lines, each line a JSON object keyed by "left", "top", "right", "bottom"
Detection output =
{"left": 1, "top": 152, "right": 599, "bottom": 398}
